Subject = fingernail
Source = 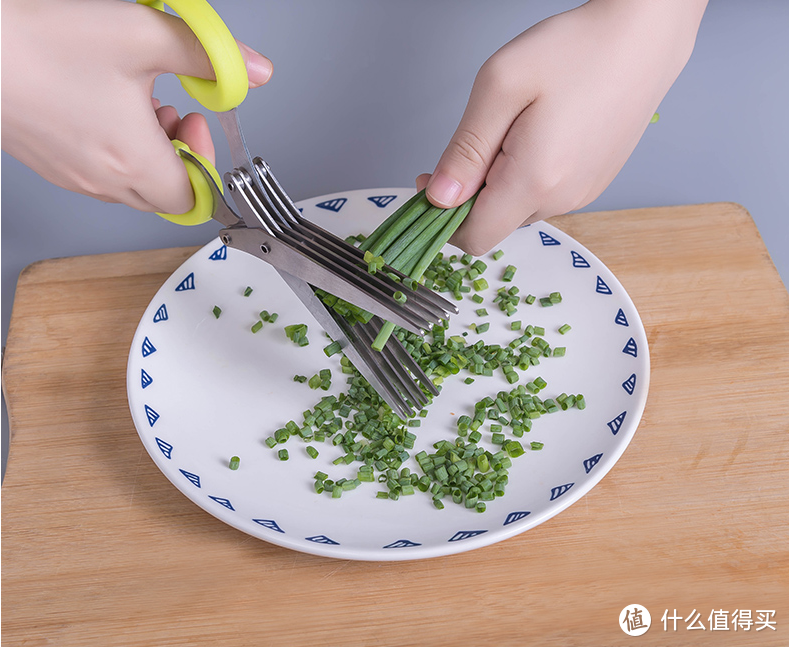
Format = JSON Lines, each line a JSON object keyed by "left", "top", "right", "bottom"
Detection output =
{"left": 239, "top": 43, "right": 272, "bottom": 86}
{"left": 427, "top": 173, "right": 462, "bottom": 207}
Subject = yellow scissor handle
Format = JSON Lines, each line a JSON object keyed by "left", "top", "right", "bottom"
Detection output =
{"left": 138, "top": 0, "right": 248, "bottom": 224}
{"left": 138, "top": 0, "right": 248, "bottom": 112}
{"left": 158, "top": 140, "right": 223, "bottom": 226}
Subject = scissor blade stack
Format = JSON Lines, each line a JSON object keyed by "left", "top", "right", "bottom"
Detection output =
{"left": 222, "top": 162, "right": 457, "bottom": 335}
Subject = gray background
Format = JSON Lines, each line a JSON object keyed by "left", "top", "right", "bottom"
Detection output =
{"left": 2, "top": 0, "right": 788, "bottom": 479}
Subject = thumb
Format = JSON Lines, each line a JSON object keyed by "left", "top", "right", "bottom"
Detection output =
{"left": 138, "top": 5, "right": 272, "bottom": 88}
{"left": 426, "top": 64, "right": 532, "bottom": 209}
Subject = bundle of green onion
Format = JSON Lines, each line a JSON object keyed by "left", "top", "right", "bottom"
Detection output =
{"left": 317, "top": 189, "right": 478, "bottom": 351}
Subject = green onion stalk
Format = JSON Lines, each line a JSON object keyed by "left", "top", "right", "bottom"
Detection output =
{"left": 314, "top": 189, "right": 478, "bottom": 349}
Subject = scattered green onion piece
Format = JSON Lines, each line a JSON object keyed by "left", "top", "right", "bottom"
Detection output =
{"left": 251, "top": 321, "right": 263, "bottom": 333}
{"left": 212, "top": 306, "right": 222, "bottom": 319}
{"left": 558, "top": 324, "right": 572, "bottom": 335}
{"left": 243, "top": 286, "right": 253, "bottom": 297}
{"left": 492, "top": 250, "right": 504, "bottom": 261}
{"left": 472, "top": 278, "right": 489, "bottom": 292}
{"left": 229, "top": 456, "right": 240, "bottom": 470}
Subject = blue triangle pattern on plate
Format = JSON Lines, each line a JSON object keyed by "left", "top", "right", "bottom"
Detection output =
{"left": 175, "top": 272, "right": 195, "bottom": 291}
{"left": 607, "top": 411, "right": 627, "bottom": 435}
{"left": 367, "top": 195, "right": 397, "bottom": 209}
{"left": 179, "top": 469, "right": 201, "bottom": 488}
{"left": 253, "top": 519, "right": 285, "bottom": 533}
{"left": 315, "top": 197, "right": 347, "bottom": 213}
{"left": 209, "top": 244, "right": 227, "bottom": 261}
{"left": 504, "top": 511, "right": 531, "bottom": 526}
{"left": 383, "top": 539, "right": 422, "bottom": 549}
{"left": 305, "top": 534, "right": 340, "bottom": 545}
{"left": 141, "top": 368, "right": 153, "bottom": 389}
{"left": 448, "top": 530, "right": 488, "bottom": 542}
{"left": 550, "top": 482, "right": 574, "bottom": 501}
{"left": 153, "top": 304, "right": 168, "bottom": 323}
{"left": 144, "top": 405, "right": 159, "bottom": 427}
{"left": 595, "top": 276, "right": 612, "bottom": 294}
{"left": 571, "top": 251, "right": 590, "bottom": 268}
{"left": 583, "top": 453, "right": 603, "bottom": 474}
{"left": 155, "top": 437, "right": 173, "bottom": 459}
{"left": 615, "top": 308, "right": 629, "bottom": 326}
{"left": 209, "top": 496, "right": 235, "bottom": 511}
{"left": 141, "top": 336, "right": 156, "bottom": 357}
{"left": 539, "top": 231, "right": 561, "bottom": 246}
{"left": 622, "top": 373, "right": 637, "bottom": 395}
{"left": 622, "top": 337, "right": 638, "bottom": 357}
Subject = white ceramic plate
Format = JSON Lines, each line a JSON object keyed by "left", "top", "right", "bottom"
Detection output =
{"left": 127, "top": 188, "right": 649, "bottom": 561}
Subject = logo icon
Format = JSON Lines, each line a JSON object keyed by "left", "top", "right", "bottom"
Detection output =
{"left": 620, "top": 604, "right": 651, "bottom": 636}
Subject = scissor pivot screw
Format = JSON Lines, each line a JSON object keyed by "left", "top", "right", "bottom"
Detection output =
{"left": 222, "top": 234, "right": 232, "bottom": 245}
{"left": 260, "top": 243, "right": 270, "bottom": 254}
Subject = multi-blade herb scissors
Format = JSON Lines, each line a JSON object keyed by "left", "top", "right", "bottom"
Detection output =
{"left": 140, "top": 0, "right": 457, "bottom": 416}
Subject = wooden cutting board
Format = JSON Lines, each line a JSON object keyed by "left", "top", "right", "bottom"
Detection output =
{"left": 3, "top": 202, "right": 788, "bottom": 646}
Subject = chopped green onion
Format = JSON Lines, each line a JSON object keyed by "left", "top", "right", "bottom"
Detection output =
{"left": 558, "top": 324, "right": 572, "bottom": 335}
{"left": 472, "top": 278, "right": 489, "bottom": 292}
{"left": 212, "top": 306, "right": 222, "bottom": 319}
{"left": 243, "top": 286, "right": 253, "bottom": 297}
{"left": 251, "top": 321, "right": 263, "bottom": 333}
{"left": 229, "top": 456, "right": 240, "bottom": 470}
{"left": 492, "top": 250, "right": 504, "bottom": 261}
{"left": 284, "top": 323, "right": 309, "bottom": 346}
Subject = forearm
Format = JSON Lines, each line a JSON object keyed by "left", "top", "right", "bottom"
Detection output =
{"left": 580, "top": 0, "right": 708, "bottom": 72}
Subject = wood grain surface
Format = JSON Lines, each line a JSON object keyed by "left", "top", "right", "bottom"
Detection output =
{"left": 3, "top": 203, "right": 788, "bottom": 646}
